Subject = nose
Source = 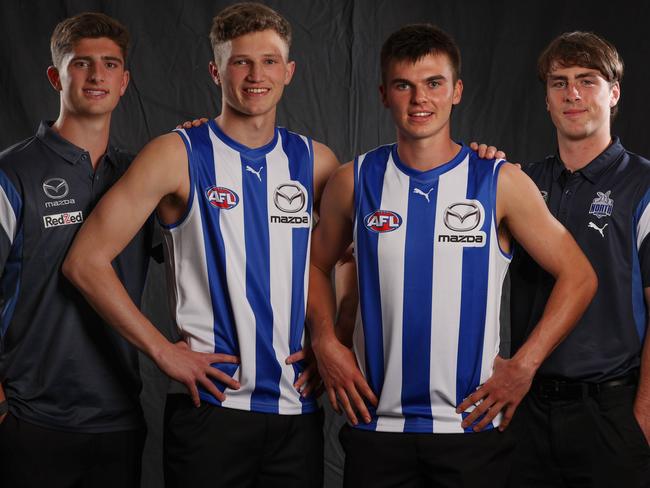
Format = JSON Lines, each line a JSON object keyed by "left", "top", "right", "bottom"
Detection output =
{"left": 411, "top": 84, "right": 427, "bottom": 104}
{"left": 564, "top": 81, "right": 581, "bottom": 102}
{"left": 87, "top": 63, "right": 105, "bottom": 83}
{"left": 246, "top": 61, "right": 264, "bottom": 83}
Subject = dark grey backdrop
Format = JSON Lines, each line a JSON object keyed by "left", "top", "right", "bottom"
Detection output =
{"left": 1, "top": 1, "right": 648, "bottom": 486}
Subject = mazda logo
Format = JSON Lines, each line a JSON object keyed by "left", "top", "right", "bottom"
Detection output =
{"left": 274, "top": 184, "right": 306, "bottom": 213}
{"left": 43, "top": 178, "right": 69, "bottom": 200}
{"left": 443, "top": 202, "right": 482, "bottom": 232}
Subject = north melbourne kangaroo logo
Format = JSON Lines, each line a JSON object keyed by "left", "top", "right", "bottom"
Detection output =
{"left": 245, "top": 165, "right": 263, "bottom": 182}
{"left": 588, "top": 221, "right": 608, "bottom": 238}
{"left": 413, "top": 187, "right": 434, "bottom": 203}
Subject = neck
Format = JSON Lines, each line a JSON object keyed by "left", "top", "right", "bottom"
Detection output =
{"left": 396, "top": 130, "right": 460, "bottom": 171}
{"left": 216, "top": 106, "right": 277, "bottom": 149}
{"left": 558, "top": 129, "right": 612, "bottom": 172}
{"left": 51, "top": 110, "right": 111, "bottom": 169}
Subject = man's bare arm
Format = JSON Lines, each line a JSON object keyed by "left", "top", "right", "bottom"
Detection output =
{"left": 634, "top": 288, "right": 650, "bottom": 444}
{"left": 306, "top": 162, "right": 377, "bottom": 425}
{"left": 458, "top": 163, "right": 597, "bottom": 431}
{"left": 63, "top": 133, "right": 240, "bottom": 406}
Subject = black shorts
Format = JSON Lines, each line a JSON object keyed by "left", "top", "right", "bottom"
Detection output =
{"left": 509, "top": 381, "right": 650, "bottom": 487}
{"left": 0, "top": 413, "right": 144, "bottom": 488}
{"left": 163, "top": 394, "right": 324, "bottom": 488}
{"left": 339, "top": 424, "right": 515, "bottom": 488}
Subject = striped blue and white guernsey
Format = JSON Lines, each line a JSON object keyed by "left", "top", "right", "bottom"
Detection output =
{"left": 353, "top": 143, "right": 510, "bottom": 433}
{"left": 163, "top": 119, "right": 316, "bottom": 415}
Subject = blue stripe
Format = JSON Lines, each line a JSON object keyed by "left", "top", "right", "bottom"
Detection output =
{"left": 402, "top": 177, "right": 436, "bottom": 433}
{"left": 282, "top": 129, "right": 316, "bottom": 413}
{"left": 631, "top": 191, "right": 650, "bottom": 342}
{"left": 186, "top": 124, "right": 239, "bottom": 406}
{"left": 355, "top": 145, "right": 392, "bottom": 428}
{"left": 242, "top": 153, "right": 281, "bottom": 413}
{"left": 456, "top": 153, "right": 496, "bottom": 432}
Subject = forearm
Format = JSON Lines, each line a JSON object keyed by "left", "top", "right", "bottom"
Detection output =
{"left": 63, "top": 256, "right": 171, "bottom": 361}
{"left": 514, "top": 266, "right": 596, "bottom": 372}
{"left": 634, "top": 323, "right": 650, "bottom": 427}
{"left": 307, "top": 264, "right": 338, "bottom": 349}
{"left": 334, "top": 252, "right": 357, "bottom": 347}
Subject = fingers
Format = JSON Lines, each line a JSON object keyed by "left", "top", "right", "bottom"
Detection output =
{"left": 185, "top": 381, "right": 201, "bottom": 407}
{"left": 210, "top": 353, "right": 240, "bottom": 364}
{"left": 469, "top": 141, "right": 479, "bottom": 151}
{"left": 175, "top": 118, "right": 209, "bottom": 130}
{"left": 346, "top": 385, "right": 372, "bottom": 424}
{"left": 327, "top": 387, "right": 341, "bottom": 414}
{"left": 456, "top": 388, "right": 486, "bottom": 414}
{"left": 357, "top": 379, "right": 379, "bottom": 407}
{"left": 205, "top": 367, "right": 240, "bottom": 390}
{"left": 285, "top": 350, "right": 306, "bottom": 364}
{"left": 498, "top": 404, "right": 516, "bottom": 432}
{"left": 336, "top": 387, "right": 359, "bottom": 425}
{"left": 197, "top": 376, "right": 226, "bottom": 403}
{"left": 495, "top": 150, "right": 507, "bottom": 160}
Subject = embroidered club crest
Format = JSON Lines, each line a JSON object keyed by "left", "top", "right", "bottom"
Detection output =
{"left": 589, "top": 191, "right": 613, "bottom": 219}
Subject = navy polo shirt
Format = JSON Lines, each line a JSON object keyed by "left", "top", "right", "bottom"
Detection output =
{"left": 0, "top": 121, "right": 153, "bottom": 433}
{"left": 510, "top": 137, "right": 650, "bottom": 382}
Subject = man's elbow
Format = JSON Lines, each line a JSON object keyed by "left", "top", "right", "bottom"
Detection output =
{"left": 61, "top": 249, "right": 88, "bottom": 289}
{"left": 579, "top": 261, "right": 598, "bottom": 304}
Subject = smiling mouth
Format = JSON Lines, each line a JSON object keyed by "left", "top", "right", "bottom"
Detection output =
{"left": 244, "top": 88, "right": 270, "bottom": 95}
{"left": 83, "top": 89, "right": 108, "bottom": 97}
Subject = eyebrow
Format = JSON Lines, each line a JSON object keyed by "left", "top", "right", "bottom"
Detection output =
{"left": 549, "top": 71, "right": 600, "bottom": 81}
{"left": 70, "top": 55, "right": 124, "bottom": 64}
{"left": 391, "top": 74, "right": 446, "bottom": 85}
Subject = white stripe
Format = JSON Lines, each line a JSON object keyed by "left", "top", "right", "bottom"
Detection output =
{"left": 267, "top": 134, "right": 304, "bottom": 413}
{"left": 637, "top": 199, "right": 650, "bottom": 250}
{"left": 428, "top": 156, "right": 469, "bottom": 433}
{"left": 208, "top": 131, "right": 253, "bottom": 410}
{"left": 0, "top": 186, "right": 17, "bottom": 243}
{"left": 163, "top": 192, "right": 215, "bottom": 354}
{"left": 374, "top": 153, "right": 409, "bottom": 433}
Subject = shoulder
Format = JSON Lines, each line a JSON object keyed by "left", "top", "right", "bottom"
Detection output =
{"left": 0, "top": 135, "right": 40, "bottom": 169}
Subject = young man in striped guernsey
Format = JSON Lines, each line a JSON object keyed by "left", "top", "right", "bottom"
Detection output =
{"left": 64, "top": 3, "right": 338, "bottom": 487}
{"left": 308, "top": 24, "right": 597, "bottom": 487}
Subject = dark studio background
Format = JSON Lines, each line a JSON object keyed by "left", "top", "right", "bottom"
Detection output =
{"left": 1, "top": 1, "right": 649, "bottom": 486}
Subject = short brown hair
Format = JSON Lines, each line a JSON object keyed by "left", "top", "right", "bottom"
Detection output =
{"left": 210, "top": 2, "right": 291, "bottom": 62}
{"left": 50, "top": 12, "right": 130, "bottom": 67}
{"left": 380, "top": 24, "right": 461, "bottom": 84}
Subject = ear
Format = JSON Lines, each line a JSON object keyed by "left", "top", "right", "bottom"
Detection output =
{"left": 379, "top": 84, "right": 389, "bottom": 108}
{"left": 47, "top": 65, "right": 62, "bottom": 91}
{"left": 284, "top": 60, "right": 296, "bottom": 85}
{"left": 452, "top": 79, "right": 463, "bottom": 105}
{"left": 208, "top": 61, "right": 221, "bottom": 87}
{"left": 609, "top": 81, "right": 621, "bottom": 109}
{"left": 119, "top": 70, "right": 130, "bottom": 96}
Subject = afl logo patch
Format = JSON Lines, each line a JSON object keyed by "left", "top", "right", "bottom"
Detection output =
{"left": 365, "top": 210, "right": 402, "bottom": 233}
{"left": 206, "top": 186, "right": 239, "bottom": 209}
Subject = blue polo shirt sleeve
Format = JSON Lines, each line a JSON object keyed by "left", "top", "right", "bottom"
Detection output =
{"left": 0, "top": 169, "right": 23, "bottom": 346}
{"left": 634, "top": 187, "right": 650, "bottom": 287}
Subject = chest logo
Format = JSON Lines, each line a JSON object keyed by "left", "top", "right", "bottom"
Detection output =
{"left": 540, "top": 190, "right": 549, "bottom": 202}
{"left": 206, "top": 186, "right": 239, "bottom": 209}
{"left": 365, "top": 210, "right": 402, "bottom": 233}
{"left": 245, "top": 165, "right": 263, "bottom": 182}
{"left": 43, "top": 178, "right": 69, "bottom": 199}
{"left": 588, "top": 221, "right": 608, "bottom": 238}
{"left": 43, "top": 211, "right": 83, "bottom": 229}
{"left": 443, "top": 202, "right": 482, "bottom": 232}
{"left": 274, "top": 184, "right": 306, "bottom": 213}
{"left": 413, "top": 187, "right": 434, "bottom": 203}
{"left": 589, "top": 191, "right": 613, "bottom": 219}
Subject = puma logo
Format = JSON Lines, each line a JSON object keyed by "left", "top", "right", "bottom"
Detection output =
{"left": 413, "top": 187, "right": 434, "bottom": 203}
{"left": 246, "top": 165, "right": 263, "bottom": 182}
{"left": 588, "top": 221, "right": 608, "bottom": 238}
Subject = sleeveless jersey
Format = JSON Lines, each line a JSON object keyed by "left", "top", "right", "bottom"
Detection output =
{"left": 353, "top": 143, "right": 510, "bottom": 433}
{"left": 163, "top": 119, "right": 316, "bottom": 415}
